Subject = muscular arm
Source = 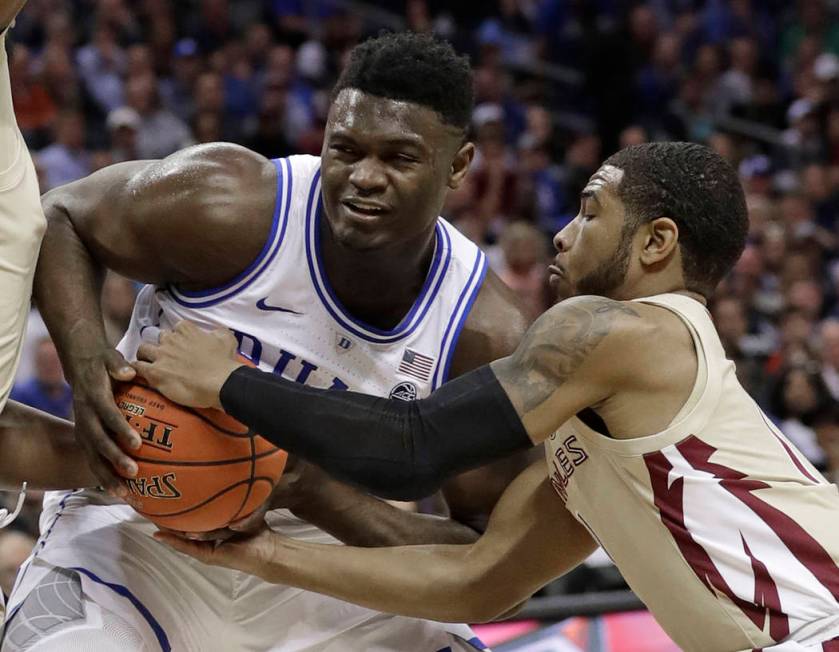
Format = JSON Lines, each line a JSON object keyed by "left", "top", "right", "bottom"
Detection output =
{"left": 158, "top": 461, "right": 597, "bottom": 623}
{"left": 140, "top": 296, "right": 641, "bottom": 501}
{"left": 34, "top": 144, "right": 276, "bottom": 489}
{"left": 0, "top": 401, "right": 95, "bottom": 490}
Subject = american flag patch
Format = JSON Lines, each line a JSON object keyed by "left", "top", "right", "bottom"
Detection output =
{"left": 398, "top": 349, "right": 435, "bottom": 382}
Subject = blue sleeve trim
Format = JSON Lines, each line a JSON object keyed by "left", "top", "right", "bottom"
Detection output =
{"left": 432, "top": 247, "right": 488, "bottom": 389}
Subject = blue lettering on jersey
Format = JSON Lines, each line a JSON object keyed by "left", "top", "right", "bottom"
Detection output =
{"left": 232, "top": 329, "right": 348, "bottom": 391}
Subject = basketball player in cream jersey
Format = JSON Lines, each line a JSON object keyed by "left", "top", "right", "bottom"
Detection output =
{"left": 140, "top": 143, "right": 839, "bottom": 652}
{"left": 2, "top": 33, "right": 531, "bottom": 652}
{"left": 0, "top": 0, "right": 104, "bottom": 622}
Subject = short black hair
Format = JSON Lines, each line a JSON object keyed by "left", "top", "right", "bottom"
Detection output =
{"left": 604, "top": 142, "right": 748, "bottom": 298}
{"left": 333, "top": 32, "right": 473, "bottom": 132}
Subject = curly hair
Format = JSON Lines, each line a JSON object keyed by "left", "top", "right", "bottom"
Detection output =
{"left": 333, "top": 31, "right": 474, "bottom": 132}
{"left": 604, "top": 142, "right": 748, "bottom": 298}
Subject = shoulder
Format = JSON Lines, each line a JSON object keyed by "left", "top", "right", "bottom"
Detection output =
{"left": 122, "top": 144, "right": 276, "bottom": 234}
{"left": 450, "top": 269, "right": 531, "bottom": 375}
{"left": 129, "top": 143, "right": 274, "bottom": 196}
{"left": 513, "top": 295, "right": 652, "bottom": 383}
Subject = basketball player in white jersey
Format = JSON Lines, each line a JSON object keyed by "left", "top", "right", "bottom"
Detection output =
{"left": 141, "top": 142, "right": 839, "bottom": 652}
{"left": 3, "top": 33, "right": 532, "bottom": 651}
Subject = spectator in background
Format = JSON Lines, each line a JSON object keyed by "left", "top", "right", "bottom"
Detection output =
{"left": 10, "top": 337, "right": 72, "bottom": 420}
{"left": 820, "top": 319, "right": 839, "bottom": 400}
{"left": 516, "top": 134, "right": 568, "bottom": 238}
{"left": 470, "top": 103, "right": 518, "bottom": 238}
{"left": 10, "top": 44, "right": 56, "bottom": 148}
{"left": 769, "top": 363, "right": 836, "bottom": 468}
{"left": 193, "top": 71, "right": 242, "bottom": 142}
{"left": 495, "top": 222, "right": 550, "bottom": 322}
{"left": 106, "top": 106, "right": 140, "bottom": 162}
{"left": 37, "top": 110, "right": 91, "bottom": 190}
{"left": 244, "top": 79, "right": 292, "bottom": 159}
{"left": 714, "top": 36, "right": 758, "bottom": 118}
{"left": 713, "top": 295, "right": 771, "bottom": 402}
{"left": 123, "top": 73, "right": 192, "bottom": 159}
{"left": 76, "top": 22, "right": 125, "bottom": 115}
{"left": 160, "top": 38, "right": 202, "bottom": 123}
{"left": 619, "top": 124, "right": 649, "bottom": 149}
{"left": 768, "top": 307, "right": 818, "bottom": 375}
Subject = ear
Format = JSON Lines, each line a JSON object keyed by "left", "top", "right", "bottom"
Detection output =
{"left": 639, "top": 217, "right": 679, "bottom": 266}
{"left": 448, "top": 141, "right": 475, "bottom": 190}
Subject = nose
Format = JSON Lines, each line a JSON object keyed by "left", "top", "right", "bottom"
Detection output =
{"left": 348, "top": 158, "right": 387, "bottom": 195}
{"left": 553, "top": 225, "right": 570, "bottom": 253}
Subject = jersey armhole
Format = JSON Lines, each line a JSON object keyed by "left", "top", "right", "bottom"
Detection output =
{"left": 166, "top": 157, "right": 293, "bottom": 308}
{"left": 431, "top": 246, "right": 488, "bottom": 389}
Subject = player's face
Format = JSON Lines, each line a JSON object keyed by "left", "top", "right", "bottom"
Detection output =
{"left": 550, "top": 165, "right": 638, "bottom": 298}
{"left": 320, "top": 89, "right": 473, "bottom": 250}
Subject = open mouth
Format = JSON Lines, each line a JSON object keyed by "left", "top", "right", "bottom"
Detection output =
{"left": 341, "top": 199, "right": 389, "bottom": 218}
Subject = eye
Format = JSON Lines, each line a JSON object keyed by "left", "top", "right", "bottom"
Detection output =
{"left": 330, "top": 144, "right": 357, "bottom": 156}
{"left": 582, "top": 214, "right": 596, "bottom": 222}
{"left": 393, "top": 153, "right": 419, "bottom": 165}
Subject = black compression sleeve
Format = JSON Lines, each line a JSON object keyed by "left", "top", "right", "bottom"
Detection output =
{"left": 219, "top": 365, "right": 531, "bottom": 501}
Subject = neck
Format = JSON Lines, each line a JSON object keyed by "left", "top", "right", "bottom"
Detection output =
{"left": 319, "top": 219, "right": 437, "bottom": 330}
{"left": 617, "top": 277, "right": 707, "bottom": 306}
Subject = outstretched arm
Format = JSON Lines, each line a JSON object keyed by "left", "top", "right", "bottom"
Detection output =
{"left": 137, "top": 296, "right": 641, "bottom": 500}
{"left": 156, "top": 461, "right": 596, "bottom": 623}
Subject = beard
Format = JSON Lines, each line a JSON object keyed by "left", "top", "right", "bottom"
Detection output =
{"left": 573, "top": 224, "right": 634, "bottom": 297}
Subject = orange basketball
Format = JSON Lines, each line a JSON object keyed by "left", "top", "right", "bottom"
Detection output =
{"left": 113, "top": 381, "right": 287, "bottom": 533}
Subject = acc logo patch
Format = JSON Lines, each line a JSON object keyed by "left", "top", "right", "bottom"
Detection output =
{"left": 389, "top": 381, "right": 418, "bottom": 401}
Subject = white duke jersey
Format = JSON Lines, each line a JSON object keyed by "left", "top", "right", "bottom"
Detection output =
{"left": 22, "top": 154, "right": 490, "bottom": 651}
{"left": 546, "top": 293, "right": 839, "bottom": 652}
{"left": 116, "top": 153, "right": 488, "bottom": 534}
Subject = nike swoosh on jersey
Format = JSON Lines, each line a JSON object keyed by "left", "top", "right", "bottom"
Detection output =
{"left": 256, "top": 298, "right": 303, "bottom": 315}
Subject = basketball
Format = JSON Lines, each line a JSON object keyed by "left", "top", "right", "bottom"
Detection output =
{"left": 113, "top": 380, "right": 288, "bottom": 533}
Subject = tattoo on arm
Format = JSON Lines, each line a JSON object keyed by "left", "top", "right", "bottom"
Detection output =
{"left": 494, "top": 297, "right": 640, "bottom": 414}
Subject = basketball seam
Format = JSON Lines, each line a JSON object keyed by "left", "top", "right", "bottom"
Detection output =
{"left": 231, "top": 431, "right": 257, "bottom": 522}
{"left": 131, "top": 448, "right": 280, "bottom": 467}
{"left": 133, "top": 476, "right": 277, "bottom": 518}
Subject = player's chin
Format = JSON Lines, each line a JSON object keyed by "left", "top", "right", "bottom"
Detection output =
{"left": 332, "top": 220, "right": 395, "bottom": 250}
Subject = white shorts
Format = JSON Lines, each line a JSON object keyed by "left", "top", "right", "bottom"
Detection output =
{"left": 4, "top": 491, "right": 490, "bottom": 652}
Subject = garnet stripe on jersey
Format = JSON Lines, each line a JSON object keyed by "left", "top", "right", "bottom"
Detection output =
{"left": 741, "top": 535, "right": 787, "bottom": 642}
{"left": 759, "top": 412, "right": 821, "bottom": 484}
{"left": 643, "top": 450, "right": 789, "bottom": 639}
{"left": 677, "top": 436, "right": 839, "bottom": 603}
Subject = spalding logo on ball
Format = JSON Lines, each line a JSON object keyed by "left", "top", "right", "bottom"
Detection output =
{"left": 113, "top": 379, "right": 287, "bottom": 533}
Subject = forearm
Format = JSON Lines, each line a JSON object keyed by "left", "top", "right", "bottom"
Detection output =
{"left": 293, "top": 480, "right": 479, "bottom": 546}
{"left": 220, "top": 365, "right": 531, "bottom": 501}
{"left": 35, "top": 193, "right": 109, "bottom": 378}
{"left": 0, "top": 401, "right": 95, "bottom": 489}
{"left": 262, "top": 536, "right": 491, "bottom": 622}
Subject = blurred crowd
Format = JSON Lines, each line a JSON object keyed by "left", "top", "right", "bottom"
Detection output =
{"left": 4, "top": 0, "right": 839, "bottom": 599}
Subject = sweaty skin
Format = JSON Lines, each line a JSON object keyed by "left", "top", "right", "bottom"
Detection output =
{"left": 35, "top": 90, "right": 532, "bottom": 547}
